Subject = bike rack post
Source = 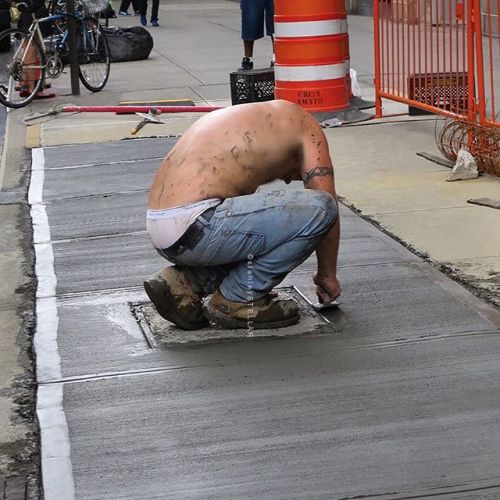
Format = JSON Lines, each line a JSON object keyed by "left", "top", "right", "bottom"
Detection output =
{"left": 66, "top": 0, "right": 80, "bottom": 96}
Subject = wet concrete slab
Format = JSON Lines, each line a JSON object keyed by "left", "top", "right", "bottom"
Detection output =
{"left": 42, "top": 138, "right": 176, "bottom": 168}
{"left": 50, "top": 220, "right": 421, "bottom": 295}
{"left": 46, "top": 191, "right": 355, "bottom": 242}
{"left": 46, "top": 182, "right": 420, "bottom": 296}
{"left": 43, "top": 260, "right": 500, "bottom": 384}
{"left": 46, "top": 191, "right": 148, "bottom": 240}
{"left": 33, "top": 137, "right": 500, "bottom": 499}
{"left": 42, "top": 159, "right": 159, "bottom": 201}
{"left": 63, "top": 332, "right": 500, "bottom": 500}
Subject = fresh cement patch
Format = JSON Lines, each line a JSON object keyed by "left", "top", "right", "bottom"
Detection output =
{"left": 133, "top": 287, "right": 333, "bottom": 347}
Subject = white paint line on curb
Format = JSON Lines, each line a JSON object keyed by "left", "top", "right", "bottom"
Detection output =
{"left": 37, "top": 385, "right": 76, "bottom": 500}
{"left": 0, "top": 110, "right": 9, "bottom": 190}
{"left": 29, "top": 147, "right": 75, "bottom": 500}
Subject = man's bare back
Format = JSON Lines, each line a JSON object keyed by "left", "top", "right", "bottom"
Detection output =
{"left": 148, "top": 100, "right": 329, "bottom": 209}
{"left": 144, "top": 99, "right": 341, "bottom": 329}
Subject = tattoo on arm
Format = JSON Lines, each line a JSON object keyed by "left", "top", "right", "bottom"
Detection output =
{"left": 302, "top": 166, "right": 334, "bottom": 185}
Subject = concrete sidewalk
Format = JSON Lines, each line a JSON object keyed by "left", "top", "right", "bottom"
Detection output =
{"left": 17, "top": 5, "right": 500, "bottom": 307}
{"left": 0, "top": 0, "right": 499, "bottom": 498}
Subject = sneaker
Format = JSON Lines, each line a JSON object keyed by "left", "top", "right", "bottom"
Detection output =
{"left": 204, "top": 290, "right": 300, "bottom": 329}
{"left": 239, "top": 57, "right": 253, "bottom": 71}
{"left": 118, "top": 10, "right": 130, "bottom": 15}
{"left": 140, "top": 14, "right": 147, "bottom": 25}
{"left": 144, "top": 267, "right": 209, "bottom": 330}
{"left": 150, "top": 19, "right": 159, "bottom": 26}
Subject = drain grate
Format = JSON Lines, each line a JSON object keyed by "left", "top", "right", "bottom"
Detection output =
{"left": 132, "top": 287, "right": 334, "bottom": 347}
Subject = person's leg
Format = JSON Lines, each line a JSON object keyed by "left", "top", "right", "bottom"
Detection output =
{"left": 145, "top": 190, "right": 337, "bottom": 329}
{"left": 118, "top": 0, "right": 131, "bottom": 14}
{"left": 265, "top": 0, "right": 274, "bottom": 38}
{"left": 143, "top": 266, "right": 210, "bottom": 330}
{"left": 144, "top": 208, "right": 234, "bottom": 329}
{"left": 240, "top": 0, "right": 264, "bottom": 69}
{"left": 150, "top": 0, "right": 159, "bottom": 22}
{"left": 162, "top": 190, "right": 336, "bottom": 294}
{"left": 243, "top": 39, "right": 254, "bottom": 58}
{"left": 265, "top": 0, "right": 275, "bottom": 66}
{"left": 201, "top": 189, "right": 337, "bottom": 328}
{"left": 211, "top": 190, "right": 337, "bottom": 302}
{"left": 131, "top": 0, "right": 140, "bottom": 14}
{"left": 139, "top": 0, "right": 147, "bottom": 24}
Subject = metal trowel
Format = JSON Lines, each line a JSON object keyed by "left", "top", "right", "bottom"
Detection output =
{"left": 312, "top": 298, "right": 342, "bottom": 311}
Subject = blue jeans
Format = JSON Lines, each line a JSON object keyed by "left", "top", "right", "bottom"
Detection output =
{"left": 139, "top": 0, "right": 158, "bottom": 20}
{"left": 241, "top": 0, "right": 274, "bottom": 40}
{"left": 160, "top": 189, "right": 337, "bottom": 303}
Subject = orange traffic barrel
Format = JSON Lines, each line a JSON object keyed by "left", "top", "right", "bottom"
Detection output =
{"left": 274, "top": 0, "right": 350, "bottom": 111}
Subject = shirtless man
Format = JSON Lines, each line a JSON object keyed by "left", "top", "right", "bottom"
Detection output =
{"left": 145, "top": 99, "right": 341, "bottom": 330}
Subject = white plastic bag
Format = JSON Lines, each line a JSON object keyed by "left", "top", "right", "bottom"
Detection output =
{"left": 350, "top": 68, "right": 362, "bottom": 97}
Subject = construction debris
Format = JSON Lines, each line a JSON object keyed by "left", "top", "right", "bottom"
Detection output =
{"left": 467, "top": 198, "right": 500, "bottom": 210}
{"left": 446, "top": 149, "right": 478, "bottom": 181}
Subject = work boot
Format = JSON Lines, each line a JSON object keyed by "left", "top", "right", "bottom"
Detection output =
{"left": 205, "top": 290, "right": 300, "bottom": 329}
{"left": 144, "top": 267, "right": 209, "bottom": 330}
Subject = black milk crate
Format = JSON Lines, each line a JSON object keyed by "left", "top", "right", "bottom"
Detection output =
{"left": 408, "top": 72, "right": 469, "bottom": 116}
{"left": 230, "top": 68, "right": 275, "bottom": 105}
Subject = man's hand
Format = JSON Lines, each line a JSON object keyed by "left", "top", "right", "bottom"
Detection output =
{"left": 314, "top": 273, "right": 341, "bottom": 304}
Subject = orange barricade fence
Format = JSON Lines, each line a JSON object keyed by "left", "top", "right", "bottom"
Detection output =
{"left": 373, "top": 0, "right": 500, "bottom": 127}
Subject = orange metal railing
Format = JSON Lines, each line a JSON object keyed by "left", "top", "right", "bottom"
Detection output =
{"left": 374, "top": 0, "right": 500, "bottom": 127}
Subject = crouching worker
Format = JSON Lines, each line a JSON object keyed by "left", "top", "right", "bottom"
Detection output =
{"left": 144, "top": 99, "right": 341, "bottom": 330}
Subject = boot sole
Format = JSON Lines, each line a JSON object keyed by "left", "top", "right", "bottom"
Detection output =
{"left": 204, "top": 304, "right": 300, "bottom": 330}
{"left": 144, "top": 275, "right": 209, "bottom": 330}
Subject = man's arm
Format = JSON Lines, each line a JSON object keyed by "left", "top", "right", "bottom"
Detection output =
{"left": 301, "top": 129, "right": 341, "bottom": 302}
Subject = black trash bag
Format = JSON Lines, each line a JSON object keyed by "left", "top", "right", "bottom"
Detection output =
{"left": 102, "top": 26, "right": 153, "bottom": 63}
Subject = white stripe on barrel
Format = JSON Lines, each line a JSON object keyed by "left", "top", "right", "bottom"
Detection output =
{"left": 275, "top": 19, "right": 348, "bottom": 38}
{"left": 275, "top": 63, "right": 346, "bottom": 82}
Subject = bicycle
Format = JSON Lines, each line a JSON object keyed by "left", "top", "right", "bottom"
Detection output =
{"left": 0, "top": 0, "right": 111, "bottom": 108}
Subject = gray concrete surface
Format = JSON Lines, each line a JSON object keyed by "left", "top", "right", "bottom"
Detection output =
{"left": 0, "top": 0, "right": 498, "bottom": 498}
{"left": 33, "top": 138, "right": 500, "bottom": 500}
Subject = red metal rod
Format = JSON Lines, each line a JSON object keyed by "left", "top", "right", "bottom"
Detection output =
{"left": 373, "top": 0, "right": 383, "bottom": 117}
{"left": 60, "top": 105, "right": 225, "bottom": 113}
{"left": 486, "top": 0, "right": 495, "bottom": 121}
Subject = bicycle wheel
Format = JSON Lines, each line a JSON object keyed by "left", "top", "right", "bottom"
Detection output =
{"left": 0, "top": 29, "right": 46, "bottom": 108}
{"left": 77, "top": 17, "right": 110, "bottom": 92}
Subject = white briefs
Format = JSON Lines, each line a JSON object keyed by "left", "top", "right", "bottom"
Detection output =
{"left": 146, "top": 198, "right": 221, "bottom": 249}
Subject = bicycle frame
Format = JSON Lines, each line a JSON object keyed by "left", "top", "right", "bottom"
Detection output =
{"left": 0, "top": 1, "right": 109, "bottom": 107}
{"left": 29, "top": 11, "right": 80, "bottom": 54}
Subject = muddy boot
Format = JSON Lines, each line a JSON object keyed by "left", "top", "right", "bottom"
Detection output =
{"left": 144, "top": 267, "right": 209, "bottom": 330}
{"left": 205, "top": 290, "right": 300, "bottom": 329}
